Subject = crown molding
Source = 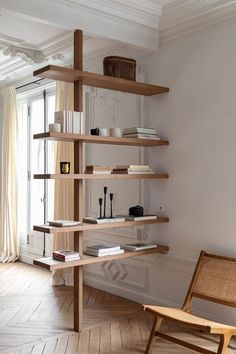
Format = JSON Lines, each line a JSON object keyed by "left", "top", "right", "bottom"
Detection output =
{"left": 0, "top": 0, "right": 161, "bottom": 51}
{"left": 160, "top": 0, "right": 236, "bottom": 41}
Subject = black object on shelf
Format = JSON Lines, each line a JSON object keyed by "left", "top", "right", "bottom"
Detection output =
{"left": 98, "top": 198, "right": 103, "bottom": 219}
{"left": 103, "top": 187, "right": 108, "bottom": 218}
{"left": 110, "top": 193, "right": 114, "bottom": 218}
{"left": 91, "top": 128, "right": 99, "bottom": 135}
{"left": 129, "top": 205, "right": 144, "bottom": 217}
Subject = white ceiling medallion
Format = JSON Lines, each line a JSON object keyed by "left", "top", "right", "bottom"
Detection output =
{"left": 3, "top": 45, "right": 47, "bottom": 64}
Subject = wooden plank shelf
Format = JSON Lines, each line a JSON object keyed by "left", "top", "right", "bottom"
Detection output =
{"left": 33, "top": 132, "right": 169, "bottom": 146}
{"left": 33, "top": 245, "right": 169, "bottom": 270}
{"left": 34, "top": 173, "right": 169, "bottom": 180}
{"left": 34, "top": 65, "right": 169, "bottom": 96}
{"left": 33, "top": 217, "right": 169, "bottom": 234}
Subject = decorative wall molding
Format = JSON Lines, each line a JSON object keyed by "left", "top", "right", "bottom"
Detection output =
{"left": 160, "top": 0, "right": 236, "bottom": 41}
{"left": 3, "top": 45, "right": 47, "bottom": 64}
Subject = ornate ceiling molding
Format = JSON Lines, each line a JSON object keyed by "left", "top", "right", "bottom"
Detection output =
{"left": 3, "top": 45, "right": 47, "bottom": 64}
{"left": 0, "top": 0, "right": 161, "bottom": 51}
{"left": 160, "top": 0, "right": 236, "bottom": 41}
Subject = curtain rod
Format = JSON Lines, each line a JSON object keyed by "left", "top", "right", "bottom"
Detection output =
{"left": 16, "top": 78, "right": 44, "bottom": 90}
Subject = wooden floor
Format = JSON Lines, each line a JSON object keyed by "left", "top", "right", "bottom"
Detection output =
{"left": 0, "top": 262, "right": 235, "bottom": 354}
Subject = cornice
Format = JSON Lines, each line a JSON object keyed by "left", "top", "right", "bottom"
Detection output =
{"left": 160, "top": 0, "right": 236, "bottom": 41}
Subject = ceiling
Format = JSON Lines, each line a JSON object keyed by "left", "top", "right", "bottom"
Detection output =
{"left": 0, "top": 0, "right": 236, "bottom": 88}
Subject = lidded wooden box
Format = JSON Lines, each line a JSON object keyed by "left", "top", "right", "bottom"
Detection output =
{"left": 103, "top": 56, "right": 136, "bottom": 81}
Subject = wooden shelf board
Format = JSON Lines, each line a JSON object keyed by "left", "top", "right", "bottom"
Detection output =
{"left": 34, "top": 65, "right": 169, "bottom": 96}
{"left": 33, "top": 245, "right": 169, "bottom": 270}
{"left": 34, "top": 173, "right": 169, "bottom": 180}
{"left": 33, "top": 217, "right": 169, "bottom": 234}
{"left": 33, "top": 132, "right": 169, "bottom": 146}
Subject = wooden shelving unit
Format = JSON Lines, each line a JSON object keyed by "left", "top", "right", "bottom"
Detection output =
{"left": 33, "top": 217, "right": 169, "bottom": 234}
{"left": 34, "top": 173, "right": 169, "bottom": 180}
{"left": 32, "top": 29, "right": 170, "bottom": 332}
{"left": 33, "top": 131, "right": 169, "bottom": 146}
{"left": 34, "top": 65, "right": 169, "bottom": 96}
{"left": 33, "top": 245, "right": 169, "bottom": 270}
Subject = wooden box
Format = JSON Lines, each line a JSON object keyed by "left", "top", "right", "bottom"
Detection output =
{"left": 103, "top": 56, "right": 136, "bottom": 81}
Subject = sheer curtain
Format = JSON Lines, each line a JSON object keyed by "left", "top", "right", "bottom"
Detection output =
{"left": 0, "top": 87, "right": 19, "bottom": 262}
{"left": 52, "top": 81, "right": 75, "bottom": 285}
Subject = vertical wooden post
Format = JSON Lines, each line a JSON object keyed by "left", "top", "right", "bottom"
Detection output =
{"left": 73, "top": 29, "right": 84, "bottom": 332}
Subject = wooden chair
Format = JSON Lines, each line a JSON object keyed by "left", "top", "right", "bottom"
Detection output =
{"left": 143, "top": 250, "right": 236, "bottom": 354}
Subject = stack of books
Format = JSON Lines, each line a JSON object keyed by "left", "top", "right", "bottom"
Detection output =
{"left": 85, "top": 244, "right": 124, "bottom": 257}
{"left": 125, "top": 215, "right": 157, "bottom": 221}
{"left": 84, "top": 165, "right": 112, "bottom": 174}
{"left": 121, "top": 243, "right": 157, "bottom": 251}
{"left": 48, "top": 220, "right": 81, "bottom": 227}
{"left": 112, "top": 164, "right": 154, "bottom": 174}
{"left": 123, "top": 127, "right": 160, "bottom": 140}
{"left": 54, "top": 110, "right": 84, "bottom": 134}
{"left": 53, "top": 250, "right": 80, "bottom": 262}
{"left": 83, "top": 216, "right": 125, "bottom": 224}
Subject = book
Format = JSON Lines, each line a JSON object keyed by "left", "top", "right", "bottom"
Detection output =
{"left": 53, "top": 250, "right": 80, "bottom": 261}
{"left": 48, "top": 220, "right": 81, "bottom": 227}
{"left": 86, "top": 165, "right": 110, "bottom": 171}
{"left": 85, "top": 244, "right": 121, "bottom": 253}
{"left": 85, "top": 170, "right": 112, "bottom": 174}
{"left": 85, "top": 249, "right": 124, "bottom": 257}
{"left": 115, "top": 165, "right": 150, "bottom": 171}
{"left": 123, "top": 127, "right": 157, "bottom": 134}
{"left": 121, "top": 243, "right": 157, "bottom": 251}
{"left": 83, "top": 217, "right": 125, "bottom": 224}
{"left": 112, "top": 169, "right": 154, "bottom": 174}
{"left": 54, "top": 111, "right": 83, "bottom": 134}
{"left": 86, "top": 244, "right": 120, "bottom": 253}
{"left": 123, "top": 134, "right": 160, "bottom": 140}
{"left": 124, "top": 215, "right": 157, "bottom": 221}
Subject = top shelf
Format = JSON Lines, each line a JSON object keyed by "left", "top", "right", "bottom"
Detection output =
{"left": 33, "top": 65, "right": 169, "bottom": 96}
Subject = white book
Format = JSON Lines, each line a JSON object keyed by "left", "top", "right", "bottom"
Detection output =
{"left": 48, "top": 219, "right": 81, "bottom": 227}
{"left": 80, "top": 112, "right": 84, "bottom": 134}
{"left": 85, "top": 244, "right": 121, "bottom": 253}
{"left": 83, "top": 217, "right": 125, "bottom": 224}
{"left": 121, "top": 243, "right": 157, "bottom": 251}
{"left": 85, "top": 250, "right": 124, "bottom": 257}
{"left": 123, "top": 127, "right": 157, "bottom": 134}
{"left": 124, "top": 135, "right": 160, "bottom": 140}
{"left": 124, "top": 215, "right": 157, "bottom": 221}
{"left": 128, "top": 171, "right": 154, "bottom": 174}
{"left": 85, "top": 170, "right": 112, "bottom": 174}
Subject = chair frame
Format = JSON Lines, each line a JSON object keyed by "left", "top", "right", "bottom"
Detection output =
{"left": 144, "top": 250, "right": 236, "bottom": 354}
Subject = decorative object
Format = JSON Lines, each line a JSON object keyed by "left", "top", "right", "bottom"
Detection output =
{"left": 91, "top": 128, "right": 99, "bottom": 135}
{"left": 103, "top": 56, "right": 136, "bottom": 81}
{"left": 129, "top": 205, "right": 144, "bottom": 217}
{"left": 100, "top": 128, "right": 109, "bottom": 136}
{"left": 109, "top": 127, "right": 122, "bottom": 137}
{"left": 49, "top": 123, "right": 61, "bottom": 133}
{"left": 103, "top": 186, "right": 108, "bottom": 218}
{"left": 98, "top": 198, "right": 103, "bottom": 219}
{"left": 60, "top": 161, "right": 70, "bottom": 174}
{"left": 110, "top": 193, "right": 114, "bottom": 218}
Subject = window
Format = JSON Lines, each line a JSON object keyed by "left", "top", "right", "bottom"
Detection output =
{"left": 17, "top": 84, "right": 55, "bottom": 256}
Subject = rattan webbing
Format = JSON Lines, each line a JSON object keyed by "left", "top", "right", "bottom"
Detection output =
{"left": 193, "top": 256, "right": 236, "bottom": 306}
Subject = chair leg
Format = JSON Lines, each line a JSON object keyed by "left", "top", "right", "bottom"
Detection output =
{"left": 217, "top": 334, "right": 231, "bottom": 354}
{"left": 145, "top": 317, "right": 163, "bottom": 354}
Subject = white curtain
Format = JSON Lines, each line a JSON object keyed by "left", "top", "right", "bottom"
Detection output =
{"left": 0, "top": 87, "right": 19, "bottom": 262}
{"left": 52, "top": 81, "right": 74, "bottom": 286}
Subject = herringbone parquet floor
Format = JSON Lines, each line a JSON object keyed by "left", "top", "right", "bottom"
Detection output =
{"left": 0, "top": 262, "right": 235, "bottom": 354}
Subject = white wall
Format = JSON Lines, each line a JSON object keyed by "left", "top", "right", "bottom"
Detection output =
{"left": 141, "top": 17, "right": 236, "bottom": 324}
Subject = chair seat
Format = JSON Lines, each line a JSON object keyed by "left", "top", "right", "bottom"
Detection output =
{"left": 143, "top": 305, "right": 236, "bottom": 335}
